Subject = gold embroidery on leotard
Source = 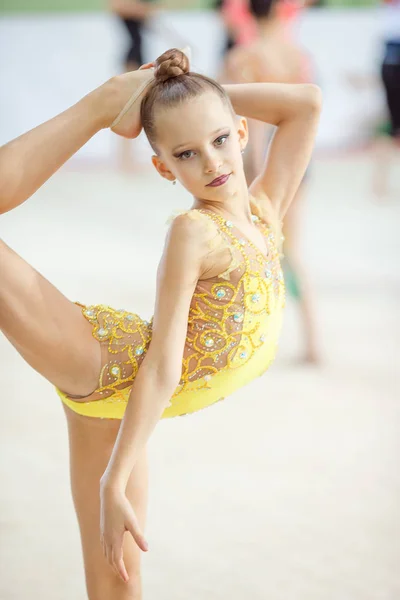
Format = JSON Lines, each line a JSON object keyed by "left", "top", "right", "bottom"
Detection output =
{"left": 66, "top": 208, "right": 285, "bottom": 410}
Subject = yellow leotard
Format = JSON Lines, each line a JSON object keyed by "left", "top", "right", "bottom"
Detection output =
{"left": 57, "top": 208, "right": 285, "bottom": 419}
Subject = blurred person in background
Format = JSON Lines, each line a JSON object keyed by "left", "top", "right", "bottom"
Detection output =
{"left": 276, "top": 0, "right": 318, "bottom": 36}
{"left": 372, "top": 0, "right": 400, "bottom": 198}
{"left": 215, "top": 0, "right": 258, "bottom": 58}
{"left": 109, "top": 0, "right": 162, "bottom": 170}
{"left": 346, "top": 0, "right": 400, "bottom": 198}
{"left": 216, "top": 0, "right": 316, "bottom": 65}
{"left": 222, "top": 0, "right": 320, "bottom": 363}
{"left": 0, "top": 47, "right": 321, "bottom": 597}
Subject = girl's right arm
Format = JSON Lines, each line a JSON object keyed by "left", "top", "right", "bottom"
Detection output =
{"left": 224, "top": 82, "right": 321, "bottom": 220}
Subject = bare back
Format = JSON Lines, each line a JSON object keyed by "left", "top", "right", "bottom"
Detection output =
{"left": 226, "top": 28, "right": 311, "bottom": 85}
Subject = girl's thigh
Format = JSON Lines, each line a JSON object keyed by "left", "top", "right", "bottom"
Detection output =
{"left": 63, "top": 406, "right": 149, "bottom": 600}
{"left": 0, "top": 239, "right": 101, "bottom": 397}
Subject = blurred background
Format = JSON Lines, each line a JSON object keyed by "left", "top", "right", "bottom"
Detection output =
{"left": 0, "top": 1, "right": 399, "bottom": 599}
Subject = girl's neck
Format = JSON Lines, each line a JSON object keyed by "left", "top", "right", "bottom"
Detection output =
{"left": 192, "top": 193, "right": 254, "bottom": 226}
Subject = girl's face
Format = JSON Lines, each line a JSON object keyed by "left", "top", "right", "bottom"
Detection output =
{"left": 152, "top": 91, "right": 248, "bottom": 201}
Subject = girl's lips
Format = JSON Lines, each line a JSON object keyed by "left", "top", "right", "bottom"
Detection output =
{"left": 206, "top": 173, "right": 231, "bottom": 187}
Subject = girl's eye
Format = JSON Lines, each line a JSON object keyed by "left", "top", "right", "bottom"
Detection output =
{"left": 178, "top": 150, "right": 194, "bottom": 160}
{"left": 177, "top": 134, "right": 229, "bottom": 159}
{"left": 215, "top": 134, "right": 229, "bottom": 146}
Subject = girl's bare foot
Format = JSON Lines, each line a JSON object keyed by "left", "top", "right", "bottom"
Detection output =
{"left": 101, "top": 63, "right": 155, "bottom": 139}
{"left": 101, "top": 47, "right": 191, "bottom": 138}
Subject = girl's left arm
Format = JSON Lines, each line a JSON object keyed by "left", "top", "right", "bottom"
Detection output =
{"left": 223, "top": 82, "right": 322, "bottom": 219}
{"left": 99, "top": 213, "right": 210, "bottom": 582}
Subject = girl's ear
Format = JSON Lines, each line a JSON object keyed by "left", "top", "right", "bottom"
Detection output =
{"left": 237, "top": 116, "right": 249, "bottom": 153}
{"left": 152, "top": 155, "right": 176, "bottom": 182}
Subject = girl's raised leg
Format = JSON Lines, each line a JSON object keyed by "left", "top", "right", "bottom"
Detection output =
{"left": 0, "top": 65, "right": 154, "bottom": 215}
{"left": 0, "top": 239, "right": 101, "bottom": 396}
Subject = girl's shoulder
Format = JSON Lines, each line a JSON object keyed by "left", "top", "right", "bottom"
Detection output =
{"left": 166, "top": 208, "right": 227, "bottom": 254}
{"left": 166, "top": 209, "right": 240, "bottom": 280}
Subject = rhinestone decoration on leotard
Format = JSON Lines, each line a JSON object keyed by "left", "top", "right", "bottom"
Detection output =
{"left": 73, "top": 206, "right": 285, "bottom": 409}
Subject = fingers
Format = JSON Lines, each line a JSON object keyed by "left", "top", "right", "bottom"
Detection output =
{"left": 101, "top": 534, "right": 129, "bottom": 583}
{"left": 126, "top": 517, "right": 149, "bottom": 553}
{"left": 113, "top": 547, "right": 129, "bottom": 583}
{"left": 100, "top": 531, "right": 148, "bottom": 583}
{"left": 99, "top": 493, "right": 149, "bottom": 583}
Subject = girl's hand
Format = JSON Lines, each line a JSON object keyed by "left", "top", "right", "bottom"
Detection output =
{"left": 100, "top": 482, "right": 148, "bottom": 583}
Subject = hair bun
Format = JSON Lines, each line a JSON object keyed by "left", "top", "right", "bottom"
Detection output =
{"left": 154, "top": 48, "right": 190, "bottom": 83}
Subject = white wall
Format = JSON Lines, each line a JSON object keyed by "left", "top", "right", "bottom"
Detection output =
{"left": 0, "top": 9, "right": 387, "bottom": 159}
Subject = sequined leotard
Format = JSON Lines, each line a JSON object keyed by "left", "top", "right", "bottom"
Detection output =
{"left": 57, "top": 207, "right": 285, "bottom": 419}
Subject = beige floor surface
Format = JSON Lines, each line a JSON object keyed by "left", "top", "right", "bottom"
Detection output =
{"left": 0, "top": 153, "right": 399, "bottom": 599}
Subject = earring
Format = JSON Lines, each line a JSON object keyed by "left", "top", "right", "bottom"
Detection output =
{"left": 172, "top": 180, "right": 177, "bottom": 185}
{"left": 241, "top": 149, "right": 245, "bottom": 154}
